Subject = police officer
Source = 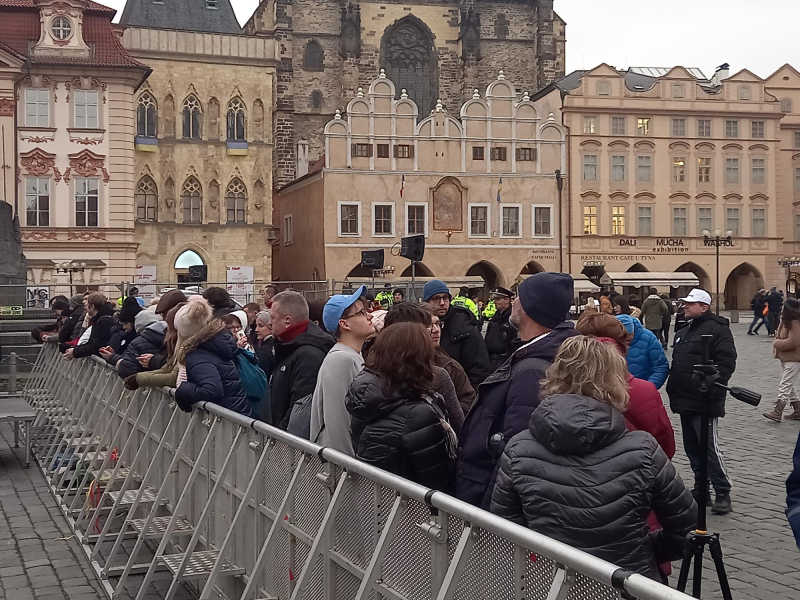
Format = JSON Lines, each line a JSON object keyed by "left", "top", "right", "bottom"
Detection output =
{"left": 452, "top": 286, "right": 479, "bottom": 322}
{"left": 375, "top": 283, "right": 394, "bottom": 310}
{"left": 484, "top": 287, "right": 517, "bottom": 369}
{"left": 482, "top": 299, "right": 496, "bottom": 321}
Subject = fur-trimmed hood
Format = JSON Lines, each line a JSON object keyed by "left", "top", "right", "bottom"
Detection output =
{"left": 177, "top": 319, "right": 229, "bottom": 364}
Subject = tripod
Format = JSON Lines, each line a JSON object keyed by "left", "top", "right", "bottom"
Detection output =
{"left": 676, "top": 334, "right": 760, "bottom": 599}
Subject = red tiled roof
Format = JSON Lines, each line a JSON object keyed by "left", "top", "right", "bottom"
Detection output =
{"left": 0, "top": 0, "right": 115, "bottom": 13}
{"left": 0, "top": 3, "right": 147, "bottom": 69}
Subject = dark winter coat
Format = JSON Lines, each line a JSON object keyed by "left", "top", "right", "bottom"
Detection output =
{"left": 103, "top": 324, "right": 139, "bottom": 367}
{"left": 751, "top": 292, "right": 767, "bottom": 316}
{"left": 625, "top": 373, "right": 675, "bottom": 458}
{"left": 786, "top": 431, "right": 800, "bottom": 549}
{"left": 174, "top": 322, "right": 252, "bottom": 417}
{"left": 73, "top": 303, "right": 116, "bottom": 359}
{"left": 58, "top": 305, "right": 85, "bottom": 344}
{"left": 455, "top": 322, "right": 579, "bottom": 508}
{"left": 347, "top": 370, "right": 455, "bottom": 492}
{"left": 255, "top": 337, "right": 276, "bottom": 381}
{"left": 439, "top": 305, "right": 492, "bottom": 389}
{"left": 117, "top": 322, "right": 168, "bottom": 378}
{"left": 666, "top": 311, "right": 737, "bottom": 417}
{"left": 490, "top": 394, "right": 696, "bottom": 579}
{"left": 262, "top": 322, "right": 335, "bottom": 428}
{"left": 484, "top": 307, "right": 517, "bottom": 370}
{"left": 768, "top": 291, "right": 784, "bottom": 314}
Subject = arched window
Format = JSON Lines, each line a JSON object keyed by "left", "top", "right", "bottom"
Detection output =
{"left": 226, "top": 97, "right": 246, "bottom": 141}
{"left": 174, "top": 250, "right": 204, "bottom": 269}
{"left": 303, "top": 40, "right": 323, "bottom": 71}
{"left": 135, "top": 176, "right": 157, "bottom": 221}
{"left": 310, "top": 90, "right": 323, "bottom": 110}
{"left": 226, "top": 178, "right": 247, "bottom": 223}
{"left": 182, "top": 95, "right": 201, "bottom": 139}
{"left": 182, "top": 176, "right": 202, "bottom": 223}
{"left": 381, "top": 17, "right": 437, "bottom": 115}
{"left": 136, "top": 92, "right": 157, "bottom": 137}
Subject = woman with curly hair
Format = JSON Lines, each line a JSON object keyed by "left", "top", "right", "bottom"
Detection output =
{"left": 346, "top": 322, "right": 457, "bottom": 491}
{"left": 490, "top": 336, "right": 696, "bottom": 580}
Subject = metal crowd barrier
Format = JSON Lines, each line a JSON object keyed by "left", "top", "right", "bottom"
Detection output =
{"left": 22, "top": 342, "right": 692, "bottom": 600}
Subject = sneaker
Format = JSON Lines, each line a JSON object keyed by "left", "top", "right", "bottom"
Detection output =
{"left": 691, "top": 488, "right": 713, "bottom": 507}
{"left": 747, "top": 331, "right": 755, "bottom": 335}
{"left": 711, "top": 493, "right": 732, "bottom": 515}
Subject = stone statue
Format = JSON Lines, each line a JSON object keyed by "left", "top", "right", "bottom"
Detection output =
{"left": 0, "top": 202, "right": 28, "bottom": 305}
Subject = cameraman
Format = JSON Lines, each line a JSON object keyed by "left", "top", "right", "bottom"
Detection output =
{"left": 666, "top": 289, "right": 737, "bottom": 516}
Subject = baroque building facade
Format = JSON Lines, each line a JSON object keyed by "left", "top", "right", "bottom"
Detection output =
{"left": 244, "top": 0, "right": 566, "bottom": 187}
{"left": 120, "top": 0, "right": 279, "bottom": 287}
{"left": 0, "top": 0, "right": 149, "bottom": 287}
{"left": 274, "top": 71, "right": 568, "bottom": 292}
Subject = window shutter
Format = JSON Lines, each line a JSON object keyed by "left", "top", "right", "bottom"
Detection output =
{"left": 368, "top": 144, "right": 374, "bottom": 157}
{"left": 393, "top": 145, "right": 398, "bottom": 158}
{"left": 515, "top": 148, "right": 520, "bottom": 161}
{"left": 409, "top": 145, "right": 415, "bottom": 159}
{"left": 351, "top": 143, "right": 357, "bottom": 156}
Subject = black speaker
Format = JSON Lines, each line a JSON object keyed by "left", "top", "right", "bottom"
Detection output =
{"left": 400, "top": 235, "right": 425, "bottom": 262}
{"left": 361, "top": 249, "right": 384, "bottom": 269}
{"left": 188, "top": 265, "right": 208, "bottom": 281}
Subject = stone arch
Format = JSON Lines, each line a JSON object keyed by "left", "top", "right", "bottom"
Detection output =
{"left": 346, "top": 264, "right": 373, "bottom": 279}
{"left": 174, "top": 248, "right": 206, "bottom": 269}
{"left": 724, "top": 262, "right": 764, "bottom": 310}
{"left": 466, "top": 260, "right": 504, "bottom": 290}
{"left": 520, "top": 261, "right": 545, "bottom": 276}
{"left": 676, "top": 262, "right": 711, "bottom": 298}
{"left": 303, "top": 40, "right": 324, "bottom": 71}
{"left": 309, "top": 90, "right": 323, "bottom": 110}
{"left": 380, "top": 15, "right": 438, "bottom": 115}
{"left": 627, "top": 262, "right": 649, "bottom": 272}
{"left": 400, "top": 262, "right": 434, "bottom": 277}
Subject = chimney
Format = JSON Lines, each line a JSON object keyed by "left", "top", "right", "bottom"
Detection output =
{"left": 712, "top": 63, "right": 730, "bottom": 86}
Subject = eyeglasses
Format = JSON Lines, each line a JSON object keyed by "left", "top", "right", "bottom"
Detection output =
{"left": 343, "top": 308, "right": 369, "bottom": 320}
{"left": 427, "top": 323, "right": 442, "bottom": 332}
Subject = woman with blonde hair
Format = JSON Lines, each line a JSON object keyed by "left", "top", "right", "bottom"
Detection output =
{"left": 491, "top": 336, "right": 696, "bottom": 580}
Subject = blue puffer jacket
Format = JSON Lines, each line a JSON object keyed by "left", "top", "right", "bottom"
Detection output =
{"left": 117, "top": 321, "right": 167, "bottom": 378}
{"left": 617, "top": 315, "right": 669, "bottom": 389}
{"left": 175, "top": 323, "right": 252, "bottom": 418}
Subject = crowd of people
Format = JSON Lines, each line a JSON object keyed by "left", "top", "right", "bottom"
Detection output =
{"left": 54, "top": 270, "right": 800, "bottom": 582}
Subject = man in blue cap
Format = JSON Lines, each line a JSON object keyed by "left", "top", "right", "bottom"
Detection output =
{"left": 455, "top": 272, "right": 579, "bottom": 508}
{"left": 423, "top": 279, "right": 491, "bottom": 389}
{"left": 309, "top": 286, "right": 374, "bottom": 454}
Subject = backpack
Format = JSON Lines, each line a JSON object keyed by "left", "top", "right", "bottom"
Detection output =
{"left": 234, "top": 348, "right": 268, "bottom": 414}
{"left": 286, "top": 393, "right": 313, "bottom": 440}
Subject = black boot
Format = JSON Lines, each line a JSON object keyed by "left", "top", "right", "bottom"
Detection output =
{"left": 711, "top": 493, "right": 732, "bottom": 515}
{"left": 691, "top": 487, "right": 713, "bottom": 507}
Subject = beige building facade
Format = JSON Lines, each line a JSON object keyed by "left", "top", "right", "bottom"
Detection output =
{"left": 275, "top": 72, "right": 567, "bottom": 291}
{"left": 1, "top": 0, "right": 149, "bottom": 288}
{"left": 120, "top": 1, "right": 279, "bottom": 287}
{"left": 558, "top": 64, "right": 785, "bottom": 309}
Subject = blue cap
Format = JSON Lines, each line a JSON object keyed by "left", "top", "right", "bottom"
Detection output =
{"left": 422, "top": 279, "right": 451, "bottom": 302}
{"left": 615, "top": 314, "right": 635, "bottom": 334}
{"left": 323, "top": 285, "right": 367, "bottom": 332}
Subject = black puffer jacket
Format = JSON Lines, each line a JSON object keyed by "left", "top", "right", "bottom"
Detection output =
{"left": 262, "top": 322, "right": 334, "bottom": 428}
{"left": 484, "top": 307, "right": 517, "bottom": 370}
{"left": 491, "top": 394, "right": 696, "bottom": 579}
{"left": 666, "top": 311, "right": 737, "bottom": 417}
{"left": 440, "top": 306, "right": 492, "bottom": 389}
{"left": 174, "top": 322, "right": 252, "bottom": 417}
{"left": 117, "top": 322, "right": 167, "bottom": 378}
{"left": 347, "top": 370, "right": 454, "bottom": 492}
{"left": 73, "top": 303, "right": 116, "bottom": 359}
{"left": 58, "top": 305, "right": 85, "bottom": 345}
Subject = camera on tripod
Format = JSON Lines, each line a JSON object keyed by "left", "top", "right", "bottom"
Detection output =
{"left": 677, "top": 334, "right": 760, "bottom": 600}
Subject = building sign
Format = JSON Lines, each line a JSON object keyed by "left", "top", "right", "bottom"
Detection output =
{"left": 0, "top": 306, "right": 23, "bottom": 316}
{"left": 26, "top": 287, "right": 49, "bottom": 308}
{"left": 580, "top": 254, "right": 657, "bottom": 262}
{"left": 531, "top": 248, "right": 558, "bottom": 261}
{"left": 135, "top": 265, "right": 158, "bottom": 302}
{"left": 653, "top": 238, "right": 690, "bottom": 253}
{"left": 703, "top": 238, "right": 734, "bottom": 247}
{"left": 619, "top": 238, "right": 637, "bottom": 247}
{"left": 226, "top": 266, "right": 254, "bottom": 304}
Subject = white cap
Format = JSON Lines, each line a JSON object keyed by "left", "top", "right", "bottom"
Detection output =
{"left": 679, "top": 288, "right": 712, "bottom": 305}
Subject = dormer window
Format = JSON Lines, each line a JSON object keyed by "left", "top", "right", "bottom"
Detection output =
{"left": 51, "top": 17, "right": 72, "bottom": 41}
{"left": 206, "top": 0, "right": 217, "bottom": 8}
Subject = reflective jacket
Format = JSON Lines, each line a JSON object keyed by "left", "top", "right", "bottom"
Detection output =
{"left": 452, "top": 295, "right": 479, "bottom": 320}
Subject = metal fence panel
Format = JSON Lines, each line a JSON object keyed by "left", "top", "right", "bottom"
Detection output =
{"left": 22, "top": 342, "right": 693, "bottom": 600}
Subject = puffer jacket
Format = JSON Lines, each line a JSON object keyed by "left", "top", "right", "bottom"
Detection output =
{"left": 626, "top": 317, "right": 669, "bottom": 388}
{"left": 73, "top": 303, "right": 116, "bottom": 359}
{"left": 263, "top": 321, "right": 335, "bottom": 428}
{"left": 174, "top": 321, "right": 252, "bottom": 417}
{"left": 347, "top": 369, "right": 455, "bottom": 492}
{"left": 641, "top": 296, "right": 668, "bottom": 331}
{"left": 666, "top": 311, "right": 737, "bottom": 417}
{"left": 117, "top": 321, "right": 168, "bottom": 378}
{"left": 625, "top": 374, "right": 675, "bottom": 458}
{"left": 484, "top": 307, "right": 518, "bottom": 370}
{"left": 440, "top": 305, "right": 492, "bottom": 389}
{"left": 490, "top": 394, "right": 696, "bottom": 579}
{"left": 774, "top": 320, "right": 800, "bottom": 363}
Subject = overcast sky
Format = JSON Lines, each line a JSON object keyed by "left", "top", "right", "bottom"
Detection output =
{"left": 105, "top": 0, "right": 796, "bottom": 80}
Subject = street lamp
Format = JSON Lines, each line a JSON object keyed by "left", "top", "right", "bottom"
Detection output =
{"left": 54, "top": 261, "right": 87, "bottom": 297}
{"left": 703, "top": 229, "right": 733, "bottom": 315}
{"left": 777, "top": 256, "right": 800, "bottom": 298}
{"left": 555, "top": 169, "right": 564, "bottom": 272}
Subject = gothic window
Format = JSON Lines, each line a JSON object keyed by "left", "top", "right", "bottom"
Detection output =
{"left": 182, "top": 176, "right": 202, "bottom": 223}
{"left": 381, "top": 18, "right": 437, "bottom": 115}
{"left": 226, "top": 178, "right": 247, "bottom": 223}
{"left": 304, "top": 41, "right": 324, "bottom": 71}
{"left": 135, "top": 176, "right": 158, "bottom": 221}
{"left": 310, "top": 90, "right": 323, "bottom": 110}
{"left": 226, "top": 97, "right": 246, "bottom": 141}
{"left": 136, "top": 92, "right": 157, "bottom": 138}
{"left": 182, "top": 95, "right": 201, "bottom": 139}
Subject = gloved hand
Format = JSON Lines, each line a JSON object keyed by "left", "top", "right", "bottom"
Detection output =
{"left": 175, "top": 393, "right": 195, "bottom": 413}
{"left": 123, "top": 374, "right": 139, "bottom": 391}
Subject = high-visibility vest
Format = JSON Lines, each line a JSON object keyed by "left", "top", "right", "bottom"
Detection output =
{"left": 483, "top": 300, "right": 497, "bottom": 319}
{"left": 452, "top": 295, "right": 479, "bottom": 319}
{"left": 375, "top": 291, "right": 394, "bottom": 310}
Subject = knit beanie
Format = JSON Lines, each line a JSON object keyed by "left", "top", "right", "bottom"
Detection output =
{"left": 155, "top": 289, "right": 188, "bottom": 316}
{"left": 68, "top": 294, "right": 84, "bottom": 310}
{"left": 134, "top": 310, "right": 162, "bottom": 334}
{"left": 118, "top": 296, "right": 143, "bottom": 324}
{"left": 422, "top": 279, "right": 451, "bottom": 302}
{"left": 174, "top": 296, "right": 212, "bottom": 339}
{"left": 517, "top": 272, "right": 574, "bottom": 329}
{"left": 255, "top": 310, "right": 271, "bottom": 326}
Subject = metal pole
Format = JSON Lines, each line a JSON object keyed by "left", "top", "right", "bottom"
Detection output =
{"left": 8, "top": 351, "right": 17, "bottom": 395}
{"left": 411, "top": 260, "right": 416, "bottom": 301}
{"left": 555, "top": 170, "right": 563, "bottom": 273}
{"left": 716, "top": 241, "right": 720, "bottom": 316}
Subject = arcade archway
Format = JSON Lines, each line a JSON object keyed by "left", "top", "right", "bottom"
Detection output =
{"left": 520, "top": 261, "right": 545, "bottom": 276}
{"left": 401, "top": 262, "right": 434, "bottom": 277}
{"left": 466, "top": 260, "right": 504, "bottom": 291}
{"left": 346, "top": 264, "right": 373, "bottom": 279}
{"left": 724, "top": 263, "right": 764, "bottom": 310}
{"left": 675, "top": 262, "right": 712, "bottom": 299}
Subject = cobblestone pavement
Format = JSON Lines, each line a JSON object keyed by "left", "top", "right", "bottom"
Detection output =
{"left": 666, "top": 316, "right": 800, "bottom": 599}
{"left": 0, "top": 421, "right": 104, "bottom": 600}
